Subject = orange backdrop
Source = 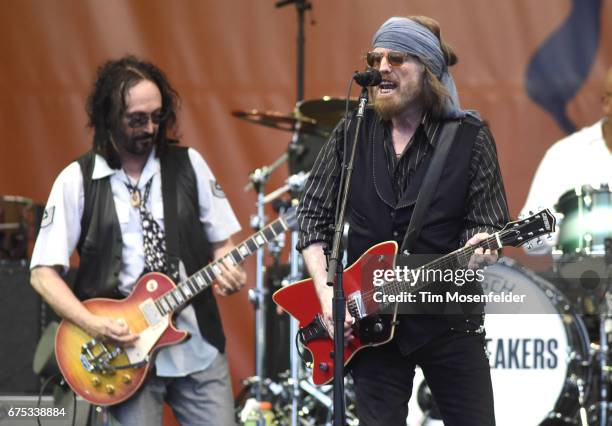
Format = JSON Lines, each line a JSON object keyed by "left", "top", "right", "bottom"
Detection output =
{"left": 1, "top": 0, "right": 611, "bottom": 401}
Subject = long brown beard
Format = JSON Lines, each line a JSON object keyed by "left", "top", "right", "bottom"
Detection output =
{"left": 373, "top": 95, "right": 404, "bottom": 121}
{"left": 372, "top": 83, "right": 422, "bottom": 121}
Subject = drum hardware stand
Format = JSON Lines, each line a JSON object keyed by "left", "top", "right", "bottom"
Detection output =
{"left": 596, "top": 239, "right": 612, "bottom": 426}
{"left": 576, "top": 376, "right": 589, "bottom": 426}
{"left": 274, "top": 1, "right": 312, "bottom": 419}
{"left": 284, "top": 197, "right": 312, "bottom": 426}
{"left": 244, "top": 153, "right": 288, "bottom": 193}
{"left": 247, "top": 166, "right": 273, "bottom": 402}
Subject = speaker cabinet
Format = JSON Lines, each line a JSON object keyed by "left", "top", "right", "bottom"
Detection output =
{"left": 0, "top": 262, "right": 42, "bottom": 394}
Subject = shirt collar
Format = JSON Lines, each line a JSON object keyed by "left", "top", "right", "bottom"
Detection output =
{"left": 381, "top": 112, "right": 438, "bottom": 147}
{"left": 421, "top": 113, "right": 439, "bottom": 147}
{"left": 92, "top": 148, "right": 159, "bottom": 182}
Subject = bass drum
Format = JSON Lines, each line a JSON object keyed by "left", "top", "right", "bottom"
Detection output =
{"left": 407, "top": 260, "right": 591, "bottom": 426}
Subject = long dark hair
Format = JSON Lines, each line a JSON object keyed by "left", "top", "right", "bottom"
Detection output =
{"left": 86, "top": 55, "right": 180, "bottom": 168}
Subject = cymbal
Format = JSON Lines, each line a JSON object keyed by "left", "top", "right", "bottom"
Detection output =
{"left": 232, "top": 109, "right": 327, "bottom": 137}
{"left": 296, "top": 97, "right": 358, "bottom": 129}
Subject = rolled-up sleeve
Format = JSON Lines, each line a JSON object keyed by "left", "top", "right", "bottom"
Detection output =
{"left": 461, "top": 126, "right": 510, "bottom": 245}
{"left": 296, "top": 125, "right": 344, "bottom": 251}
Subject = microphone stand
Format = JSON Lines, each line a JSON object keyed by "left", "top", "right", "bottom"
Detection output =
{"left": 328, "top": 86, "right": 369, "bottom": 425}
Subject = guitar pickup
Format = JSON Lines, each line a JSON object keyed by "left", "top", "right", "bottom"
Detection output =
{"left": 299, "top": 315, "right": 328, "bottom": 344}
{"left": 139, "top": 299, "right": 163, "bottom": 326}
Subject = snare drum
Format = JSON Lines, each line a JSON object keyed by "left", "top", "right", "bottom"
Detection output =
{"left": 0, "top": 195, "right": 33, "bottom": 260}
{"left": 555, "top": 184, "right": 612, "bottom": 256}
{"left": 406, "top": 260, "right": 591, "bottom": 426}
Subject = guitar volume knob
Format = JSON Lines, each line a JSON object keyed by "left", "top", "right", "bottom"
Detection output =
{"left": 122, "top": 374, "right": 132, "bottom": 384}
{"left": 318, "top": 362, "right": 329, "bottom": 372}
{"left": 105, "top": 385, "right": 115, "bottom": 395}
{"left": 91, "top": 377, "right": 101, "bottom": 387}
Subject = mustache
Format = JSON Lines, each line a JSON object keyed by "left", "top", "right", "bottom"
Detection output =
{"left": 132, "top": 133, "right": 155, "bottom": 142}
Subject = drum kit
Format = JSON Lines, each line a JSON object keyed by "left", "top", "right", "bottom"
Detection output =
{"left": 233, "top": 93, "right": 612, "bottom": 426}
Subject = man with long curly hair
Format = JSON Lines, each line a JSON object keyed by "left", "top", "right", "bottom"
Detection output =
{"left": 30, "top": 56, "right": 244, "bottom": 425}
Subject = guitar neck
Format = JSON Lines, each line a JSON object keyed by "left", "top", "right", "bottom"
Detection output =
{"left": 153, "top": 213, "right": 293, "bottom": 315}
{"left": 379, "top": 231, "right": 503, "bottom": 305}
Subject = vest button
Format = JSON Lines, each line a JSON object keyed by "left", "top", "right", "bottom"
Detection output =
{"left": 390, "top": 211, "right": 395, "bottom": 218}
{"left": 392, "top": 230, "right": 399, "bottom": 237}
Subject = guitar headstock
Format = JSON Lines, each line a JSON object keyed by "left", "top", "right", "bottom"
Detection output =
{"left": 499, "top": 209, "right": 556, "bottom": 248}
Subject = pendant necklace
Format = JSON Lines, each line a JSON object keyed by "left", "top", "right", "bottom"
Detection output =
{"left": 130, "top": 189, "right": 141, "bottom": 208}
{"left": 125, "top": 171, "right": 142, "bottom": 208}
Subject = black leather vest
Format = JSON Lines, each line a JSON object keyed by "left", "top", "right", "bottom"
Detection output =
{"left": 73, "top": 146, "right": 226, "bottom": 352}
{"left": 343, "top": 108, "right": 482, "bottom": 353}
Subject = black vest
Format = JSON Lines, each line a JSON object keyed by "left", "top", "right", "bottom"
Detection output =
{"left": 73, "top": 146, "right": 226, "bottom": 353}
{"left": 343, "top": 108, "right": 482, "bottom": 353}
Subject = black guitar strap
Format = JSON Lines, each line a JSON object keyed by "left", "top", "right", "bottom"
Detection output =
{"left": 76, "top": 151, "right": 95, "bottom": 254}
{"left": 160, "top": 151, "right": 181, "bottom": 283}
{"left": 399, "top": 118, "right": 480, "bottom": 254}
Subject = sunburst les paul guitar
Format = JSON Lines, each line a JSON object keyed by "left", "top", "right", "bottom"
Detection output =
{"left": 55, "top": 208, "right": 297, "bottom": 406}
{"left": 273, "top": 209, "right": 556, "bottom": 385}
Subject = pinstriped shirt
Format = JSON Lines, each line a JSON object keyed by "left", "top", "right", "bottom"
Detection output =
{"left": 297, "top": 113, "right": 509, "bottom": 251}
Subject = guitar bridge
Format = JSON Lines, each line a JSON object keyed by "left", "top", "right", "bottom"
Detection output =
{"left": 80, "top": 339, "right": 148, "bottom": 374}
{"left": 80, "top": 339, "right": 123, "bottom": 373}
{"left": 298, "top": 315, "right": 328, "bottom": 344}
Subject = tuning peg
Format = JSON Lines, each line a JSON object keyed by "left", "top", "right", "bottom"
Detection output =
{"left": 529, "top": 210, "right": 534, "bottom": 216}
{"left": 547, "top": 234, "right": 553, "bottom": 241}
{"left": 517, "top": 213, "right": 525, "bottom": 220}
{"left": 526, "top": 242, "right": 533, "bottom": 250}
{"left": 536, "top": 237, "right": 543, "bottom": 245}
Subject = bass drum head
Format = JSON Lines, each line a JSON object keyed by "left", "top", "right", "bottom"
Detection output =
{"left": 483, "top": 261, "right": 589, "bottom": 426}
{"left": 406, "top": 260, "right": 590, "bottom": 426}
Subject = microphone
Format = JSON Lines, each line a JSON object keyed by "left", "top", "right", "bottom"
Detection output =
{"left": 353, "top": 69, "right": 382, "bottom": 87}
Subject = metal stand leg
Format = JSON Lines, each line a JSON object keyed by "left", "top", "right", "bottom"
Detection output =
{"left": 599, "top": 292, "right": 611, "bottom": 426}
{"left": 288, "top": 227, "right": 301, "bottom": 426}
{"left": 598, "top": 247, "right": 612, "bottom": 426}
{"left": 247, "top": 170, "right": 271, "bottom": 402}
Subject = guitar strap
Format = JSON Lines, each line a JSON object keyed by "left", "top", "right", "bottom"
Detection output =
{"left": 399, "top": 117, "right": 480, "bottom": 254}
{"left": 160, "top": 149, "right": 181, "bottom": 283}
{"left": 76, "top": 151, "right": 95, "bottom": 254}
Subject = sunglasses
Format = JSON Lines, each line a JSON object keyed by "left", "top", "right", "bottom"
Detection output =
{"left": 124, "top": 111, "right": 166, "bottom": 129}
{"left": 365, "top": 51, "right": 414, "bottom": 69}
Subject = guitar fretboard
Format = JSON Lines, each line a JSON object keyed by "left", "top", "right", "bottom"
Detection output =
{"left": 361, "top": 232, "right": 504, "bottom": 311}
{"left": 153, "top": 212, "right": 294, "bottom": 316}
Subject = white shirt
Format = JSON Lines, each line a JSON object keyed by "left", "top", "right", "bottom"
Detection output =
{"left": 520, "top": 120, "right": 612, "bottom": 254}
{"left": 31, "top": 147, "right": 241, "bottom": 376}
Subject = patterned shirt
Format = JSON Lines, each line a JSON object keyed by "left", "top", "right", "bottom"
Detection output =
{"left": 297, "top": 113, "right": 510, "bottom": 251}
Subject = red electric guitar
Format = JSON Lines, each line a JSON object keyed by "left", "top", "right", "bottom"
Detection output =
{"left": 55, "top": 207, "right": 297, "bottom": 406}
{"left": 273, "top": 209, "right": 556, "bottom": 385}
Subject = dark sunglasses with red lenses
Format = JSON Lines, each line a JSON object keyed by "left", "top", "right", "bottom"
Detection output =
{"left": 124, "top": 110, "right": 166, "bottom": 129}
{"left": 365, "top": 51, "right": 413, "bottom": 69}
